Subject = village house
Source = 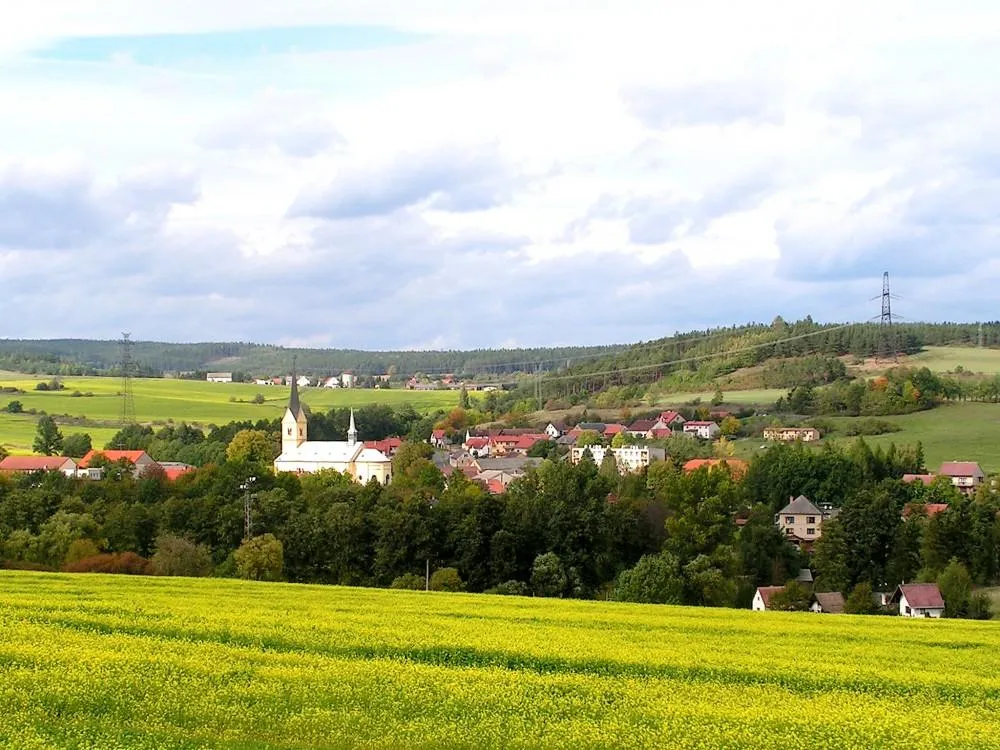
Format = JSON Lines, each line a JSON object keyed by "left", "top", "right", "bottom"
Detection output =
{"left": 544, "top": 422, "right": 566, "bottom": 439}
{"left": 763, "top": 426, "right": 821, "bottom": 442}
{"left": 775, "top": 495, "right": 836, "bottom": 546}
{"left": 341, "top": 372, "right": 357, "bottom": 388}
{"left": 890, "top": 583, "right": 945, "bottom": 618}
{"left": 429, "top": 429, "right": 449, "bottom": 448}
{"left": 938, "top": 462, "right": 986, "bottom": 495}
{"left": 206, "top": 372, "right": 233, "bottom": 383}
{"left": 901, "top": 502, "right": 949, "bottom": 520}
{"left": 682, "top": 421, "right": 721, "bottom": 440}
{"left": 0, "top": 455, "right": 78, "bottom": 477}
{"left": 602, "top": 424, "right": 627, "bottom": 438}
{"left": 658, "top": 410, "right": 686, "bottom": 428}
{"left": 810, "top": 592, "right": 846, "bottom": 614}
{"left": 462, "top": 432, "right": 491, "bottom": 458}
{"left": 752, "top": 586, "right": 784, "bottom": 611}
{"left": 570, "top": 445, "right": 651, "bottom": 473}
{"left": 902, "top": 473, "right": 937, "bottom": 486}
{"left": 321, "top": 376, "right": 340, "bottom": 388}
{"left": 78, "top": 450, "right": 160, "bottom": 479}
{"left": 627, "top": 419, "right": 657, "bottom": 438}
{"left": 363, "top": 437, "right": 403, "bottom": 457}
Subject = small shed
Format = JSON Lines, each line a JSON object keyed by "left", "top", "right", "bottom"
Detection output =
{"left": 810, "top": 591, "right": 845, "bottom": 614}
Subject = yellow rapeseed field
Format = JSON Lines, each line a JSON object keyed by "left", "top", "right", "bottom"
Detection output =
{"left": 2, "top": 571, "right": 999, "bottom": 748}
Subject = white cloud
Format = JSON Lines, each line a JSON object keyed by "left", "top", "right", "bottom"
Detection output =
{"left": 0, "top": 1, "right": 998, "bottom": 346}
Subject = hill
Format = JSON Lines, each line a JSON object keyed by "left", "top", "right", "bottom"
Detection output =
{"left": 4, "top": 571, "right": 999, "bottom": 749}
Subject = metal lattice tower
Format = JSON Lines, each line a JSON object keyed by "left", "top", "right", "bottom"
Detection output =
{"left": 119, "top": 332, "right": 136, "bottom": 426}
{"left": 876, "top": 272, "right": 899, "bottom": 362}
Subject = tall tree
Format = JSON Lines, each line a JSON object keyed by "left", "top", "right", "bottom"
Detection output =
{"left": 33, "top": 416, "right": 63, "bottom": 456}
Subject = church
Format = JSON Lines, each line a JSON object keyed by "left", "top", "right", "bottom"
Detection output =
{"left": 273, "top": 373, "right": 393, "bottom": 484}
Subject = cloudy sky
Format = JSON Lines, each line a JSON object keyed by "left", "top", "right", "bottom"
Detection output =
{"left": 1, "top": 1, "right": 997, "bottom": 349}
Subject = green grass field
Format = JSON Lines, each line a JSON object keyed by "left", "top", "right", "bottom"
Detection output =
{"left": 908, "top": 346, "right": 1000, "bottom": 374}
{"left": 653, "top": 389, "right": 786, "bottom": 406}
{"left": 2, "top": 572, "right": 999, "bottom": 749}
{"left": 0, "top": 374, "right": 458, "bottom": 455}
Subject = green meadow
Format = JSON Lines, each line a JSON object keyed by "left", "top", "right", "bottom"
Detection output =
{"left": 907, "top": 346, "right": 1000, "bottom": 375}
{"left": 0, "top": 374, "right": 458, "bottom": 455}
{"left": 653, "top": 389, "right": 786, "bottom": 407}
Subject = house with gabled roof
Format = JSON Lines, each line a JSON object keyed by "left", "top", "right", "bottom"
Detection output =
{"left": 544, "top": 422, "right": 567, "bottom": 439}
{"left": 775, "top": 495, "right": 835, "bottom": 545}
{"left": 658, "top": 411, "right": 686, "bottom": 427}
{"left": 890, "top": 583, "right": 945, "bottom": 618}
{"left": 0, "top": 455, "right": 78, "bottom": 477}
{"left": 938, "top": 462, "right": 986, "bottom": 495}
{"left": 627, "top": 419, "right": 657, "bottom": 438}
{"left": 682, "top": 421, "right": 721, "bottom": 440}
{"left": 810, "top": 591, "right": 846, "bottom": 614}
{"left": 78, "top": 450, "right": 159, "bottom": 478}
{"left": 752, "top": 586, "right": 785, "bottom": 611}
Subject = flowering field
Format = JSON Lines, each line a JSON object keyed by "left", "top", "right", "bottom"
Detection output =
{"left": 2, "top": 572, "right": 1000, "bottom": 749}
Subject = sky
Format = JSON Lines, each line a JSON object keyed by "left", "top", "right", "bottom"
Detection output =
{"left": 0, "top": 1, "right": 997, "bottom": 350}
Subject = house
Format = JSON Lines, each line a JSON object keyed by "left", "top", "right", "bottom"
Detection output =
{"left": 682, "top": 458, "right": 748, "bottom": 477}
{"left": 462, "top": 432, "right": 491, "bottom": 458}
{"left": 78, "top": 450, "right": 160, "bottom": 478}
{"left": 890, "top": 583, "right": 945, "bottom": 618}
{"left": 473, "top": 457, "right": 543, "bottom": 475}
{"left": 648, "top": 427, "right": 673, "bottom": 440}
{"left": 938, "top": 462, "right": 986, "bottom": 495}
{"left": 795, "top": 568, "right": 814, "bottom": 584}
{"left": 627, "top": 419, "right": 657, "bottom": 438}
{"left": 321, "top": 376, "right": 340, "bottom": 389}
{"left": 658, "top": 411, "right": 686, "bottom": 427}
{"left": 273, "top": 376, "right": 391, "bottom": 484}
{"left": 576, "top": 422, "right": 607, "bottom": 434}
{"left": 682, "top": 421, "right": 721, "bottom": 440}
{"left": 902, "top": 502, "right": 949, "bottom": 520}
{"left": 775, "top": 495, "right": 834, "bottom": 544}
{"left": 763, "top": 426, "right": 821, "bottom": 443}
{"left": 254, "top": 378, "right": 271, "bottom": 386}
{"left": 364, "top": 437, "right": 403, "bottom": 457}
{"left": 810, "top": 592, "right": 846, "bottom": 614}
{"left": 555, "top": 433, "right": 578, "bottom": 447}
{"left": 544, "top": 422, "right": 566, "bottom": 439}
{"left": 570, "top": 445, "right": 651, "bottom": 473}
{"left": 902, "top": 473, "right": 936, "bottom": 486}
{"left": 0, "top": 455, "right": 78, "bottom": 477}
{"left": 752, "top": 586, "right": 785, "bottom": 611}
{"left": 602, "top": 424, "right": 627, "bottom": 438}
{"left": 206, "top": 372, "right": 233, "bottom": 383}
{"left": 158, "top": 462, "right": 196, "bottom": 481}
{"left": 341, "top": 372, "right": 357, "bottom": 388}
{"left": 296, "top": 375, "right": 312, "bottom": 388}
{"left": 430, "top": 429, "right": 449, "bottom": 448}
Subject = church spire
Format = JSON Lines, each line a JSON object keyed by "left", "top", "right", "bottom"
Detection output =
{"left": 288, "top": 356, "right": 302, "bottom": 415}
{"left": 347, "top": 408, "right": 358, "bottom": 445}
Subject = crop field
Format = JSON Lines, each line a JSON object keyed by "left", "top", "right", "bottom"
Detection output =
{"left": 2, "top": 573, "right": 1000, "bottom": 749}
{"left": 0, "top": 413, "right": 119, "bottom": 457}
{"left": 0, "top": 374, "right": 458, "bottom": 454}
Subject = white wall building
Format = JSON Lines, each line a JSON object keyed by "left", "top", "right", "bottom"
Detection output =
{"left": 273, "top": 374, "right": 391, "bottom": 484}
{"left": 892, "top": 584, "right": 945, "bottom": 618}
{"left": 570, "top": 445, "right": 651, "bottom": 473}
{"left": 206, "top": 372, "right": 233, "bottom": 383}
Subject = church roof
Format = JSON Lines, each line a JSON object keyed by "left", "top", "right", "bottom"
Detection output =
{"left": 288, "top": 363, "right": 303, "bottom": 415}
{"left": 277, "top": 441, "right": 364, "bottom": 463}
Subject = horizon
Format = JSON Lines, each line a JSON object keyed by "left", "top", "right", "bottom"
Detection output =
{"left": 1, "top": 3, "right": 998, "bottom": 348}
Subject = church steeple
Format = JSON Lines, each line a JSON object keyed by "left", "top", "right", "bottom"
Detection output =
{"left": 281, "top": 357, "right": 307, "bottom": 452}
{"left": 347, "top": 408, "right": 358, "bottom": 446}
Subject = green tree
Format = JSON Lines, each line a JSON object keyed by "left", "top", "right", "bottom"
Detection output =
{"left": 151, "top": 535, "right": 214, "bottom": 577}
{"left": 711, "top": 387, "right": 724, "bottom": 406}
{"left": 719, "top": 416, "right": 741, "bottom": 437}
{"left": 812, "top": 518, "right": 851, "bottom": 593}
{"left": 531, "top": 552, "right": 567, "bottom": 597}
{"left": 234, "top": 533, "right": 284, "bottom": 581}
{"left": 225, "top": 429, "right": 277, "bottom": 465}
{"left": 33, "top": 416, "right": 63, "bottom": 456}
{"left": 105, "top": 424, "right": 154, "bottom": 451}
{"left": 769, "top": 580, "right": 812, "bottom": 611}
{"left": 61, "top": 433, "right": 93, "bottom": 458}
{"left": 5, "top": 400, "right": 23, "bottom": 413}
{"left": 459, "top": 386, "right": 471, "bottom": 410}
{"left": 614, "top": 552, "right": 683, "bottom": 604}
{"left": 576, "top": 430, "right": 603, "bottom": 447}
{"left": 390, "top": 573, "right": 425, "bottom": 590}
{"left": 429, "top": 567, "right": 465, "bottom": 592}
{"left": 844, "top": 582, "right": 878, "bottom": 614}
{"left": 937, "top": 558, "right": 972, "bottom": 618}
{"left": 63, "top": 538, "right": 101, "bottom": 566}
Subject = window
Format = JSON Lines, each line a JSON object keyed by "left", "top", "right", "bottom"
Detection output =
{"left": 287, "top": 428, "right": 292, "bottom": 436}
{"left": 807, "top": 528, "right": 815, "bottom": 535}
{"left": 905, "top": 606, "right": 911, "bottom": 615}
{"left": 785, "top": 516, "right": 794, "bottom": 524}
{"left": 807, "top": 516, "right": 816, "bottom": 524}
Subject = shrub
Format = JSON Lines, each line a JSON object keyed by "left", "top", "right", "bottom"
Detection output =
{"left": 531, "top": 552, "right": 567, "bottom": 598}
{"left": 151, "top": 535, "right": 214, "bottom": 577}
{"left": 429, "top": 567, "right": 465, "bottom": 592}
{"left": 64, "top": 552, "right": 151, "bottom": 574}
{"left": 234, "top": 534, "right": 283, "bottom": 582}
{"left": 968, "top": 592, "right": 993, "bottom": 620}
{"left": 614, "top": 553, "right": 683, "bottom": 604}
{"left": 390, "top": 573, "right": 425, "bottom": 590}
{"left": 486, "top": 580, "right": 529, "bottom": 596}
{"left": 63, "top": 538, "right": 102, "bottom": 566}
{"left": 844, "top": 582, "right": 878, "bottom": 614}
{"left": 5, "top": 400, "right": 23, "bottom": 413}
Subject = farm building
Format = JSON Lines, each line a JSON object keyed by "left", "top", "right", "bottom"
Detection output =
{"left": 0, "top": 455, "right": 78, "bottom": 477}
{"left": 763, "top": 426, "right": 821, "bottom": 442}
{"left": 751, "top": 586, "right": 785, "bottom": 611}
{"left": 206, "top": 372, "right": 233, "bottom": 383}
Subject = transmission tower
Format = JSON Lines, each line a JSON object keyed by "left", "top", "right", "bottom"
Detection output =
{"left": 875, "top": 272, "right": 899, "bottom": 362}
{"left": 119, "top": 332, "right": 136, "bottom": 426}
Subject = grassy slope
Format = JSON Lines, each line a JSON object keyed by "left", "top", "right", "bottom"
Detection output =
{"left": 2, "top": 572, "right": 1000, "bottom": 749}
{"left": 908, "top": 346, "right": 1000, "bottom": 374}
{"left": 0, "top": 373, "right": 457, "bottom": 455}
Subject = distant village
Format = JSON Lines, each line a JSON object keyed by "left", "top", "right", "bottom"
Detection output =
{"left": 203, "top": 371, "right": 512, "bottom": 391}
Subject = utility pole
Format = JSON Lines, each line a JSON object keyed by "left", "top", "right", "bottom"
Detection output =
{"left": 425, "top": 558, "right": 430, "bottom": 591}
{"left": 876, "top": 272, "right": 899, "bottom": 362}
{"left": 240, "top": 476, "right": 257, "bottom": 539}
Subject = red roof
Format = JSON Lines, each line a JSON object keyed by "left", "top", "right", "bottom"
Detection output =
{"left": 514, "top": 434, "right": 546, "bottom": 449}
{"left": 684, "top": 421, "right": 717, "bottom": 427}
{"left": 628, "top": 419, "right": 656, "bottom": 432}
{"left": 649, "top": 428, "right": 672, "bottom": 439}
{"left": 659, "top": 411, "right": 684, "bottom": 423}
{"left": 431, "top": 429, "right": 446, "bottom": 439}
{"left": 902, "top": 503, "right": 949, "bottom": 519}
{"left": 162, "top": 465, "right": 195, "bottom": 481}
{"left": 683, "top": 458, "right": 748, "bottom": 476}
{"left": 364, "top": 437, "right": 403, "bottom": 454}
{"left": 898, "top": 583, "right": 945, "bottom": 609}
{"left": 0, "top": 455, "right": 74, "bottom": 472}
{"left": 491, "top": 435, "right": 522, "bottom": 446}
{"left": 78, "top": 450, "right": 150, "bottom": 468}
{"left": 756, "top": 586, "right": 785, "bottom": 608}
{"left": 902, "top": 474, "right": 936, "bottom": 486}
{"left": 486, "top": 478, "right": 505, "bottom": 494}
{"left": 939, "top": 462, "right": 984, "bottom": 478}
{"left": 603, "top": 424, "right": 627, "bottom": 436}
{"left": 465, "top": 437, "right": 489, "bottom": 449}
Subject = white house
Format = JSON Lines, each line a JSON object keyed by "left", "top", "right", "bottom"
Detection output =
{"left": 752, "top": 586, "right": 784, "bottom": 611}
{"left": 682, "top": 421, "right": 721, "bottom": 440}
{"left": 544, "top": 422, "right": 566, "bottom": 439}
{"left": 206, "top": 372, "right": 233, "bottom": 383}
{"left": 891, "top": 583, "right": 945, "bottom": 618}
{"left": 254, "top": 379, "right": 271, "bottom": 386}
{"left": 938, "top": 462, "right": 986, "bottom": 495}
{"left": 273, "top": 375, "right": 391, "bottom": 484}
{"left": 569, "top": 445, "right": 651, "bottom": 473}
{"left": 341, "top": 372, "right": 357, "bottom": 388}
{"left": 322, "top": 377, "right": 340, "bottom": 389}
{"left": 296, "top": 375, "right": 312, "bottom": 388}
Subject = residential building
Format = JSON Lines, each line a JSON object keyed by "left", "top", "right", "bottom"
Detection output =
{"left": 321, "top": 376, "right": 340, "bottom": 388}
{"left": 752, "top": 586, "right": 785, "bottom": 611}
{"left": 658, "top": 411, "right": 686, "bottom": 427}
{"left": 810, "top": 592, "right": 846, "bottom": 614}
{"left": 682, "top": 458, "right": 748, "bottom": 477}
{"left": 570, "top": 445, "right": 651, "bottom": 473}
{"left": 462, "top": 432, "right": 491, "bottom": 458}
{"left": 602, "top": 424, "right": 627, "bottom": 438}
{"left": 938, "top": 462, "right": 986, "bottom": 495}
{"left": 544, "top": 422, "right": 566, "bottom": 439}
{"left": 364, "top": 437, "right": 403, "bottom": 457}
{"left": 273, "top": 375, "right": 391, "bottom": 484}
{"left": 206, "top": 372, "right": 233, "bottom": 383}
{"left": 763, "top": 426, "right": 821, "bottom": 442}
{"left": 902, "top": 473, "right": 936, "bottom": 486}
{"left": 627, "top": 419, "right": 657, "bottom": 438}
{"left": 901, "top": 502, "right": 949, "bottom": 520}
{"left": 576, "top": 422, "right": 607, "bottom": 434}
{"left": 430, "top": 429, "right": 449, "bottom": 448}
{"left": 0, "top": 455, "right": 78, "bottom": 477}
{"left": 775, "top": 495, "right": 834, "bottom": 544}
{"left": 78, "top": 450, "right": 160, "bottom": 478}
{"left": 158, "top": 462, "right": 196, "bottom": 481}
{"left": 891, "top": 583, "right": 945, "bottom": 618}
{"left": 682, "top": 421, "right": 721, "bottom": 440}
{"left": 296, "top": 375, "right": 312, "bottom": 388}
{"left": 341, "top": 372, "right": 357, "bottom": 388}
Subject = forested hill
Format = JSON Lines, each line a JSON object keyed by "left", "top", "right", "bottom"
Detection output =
{"left": 0, "top": 339, "right": 627, "bottom": 378}
{"left": 535, "top": 319, "right": 1000, "bottom": 399}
